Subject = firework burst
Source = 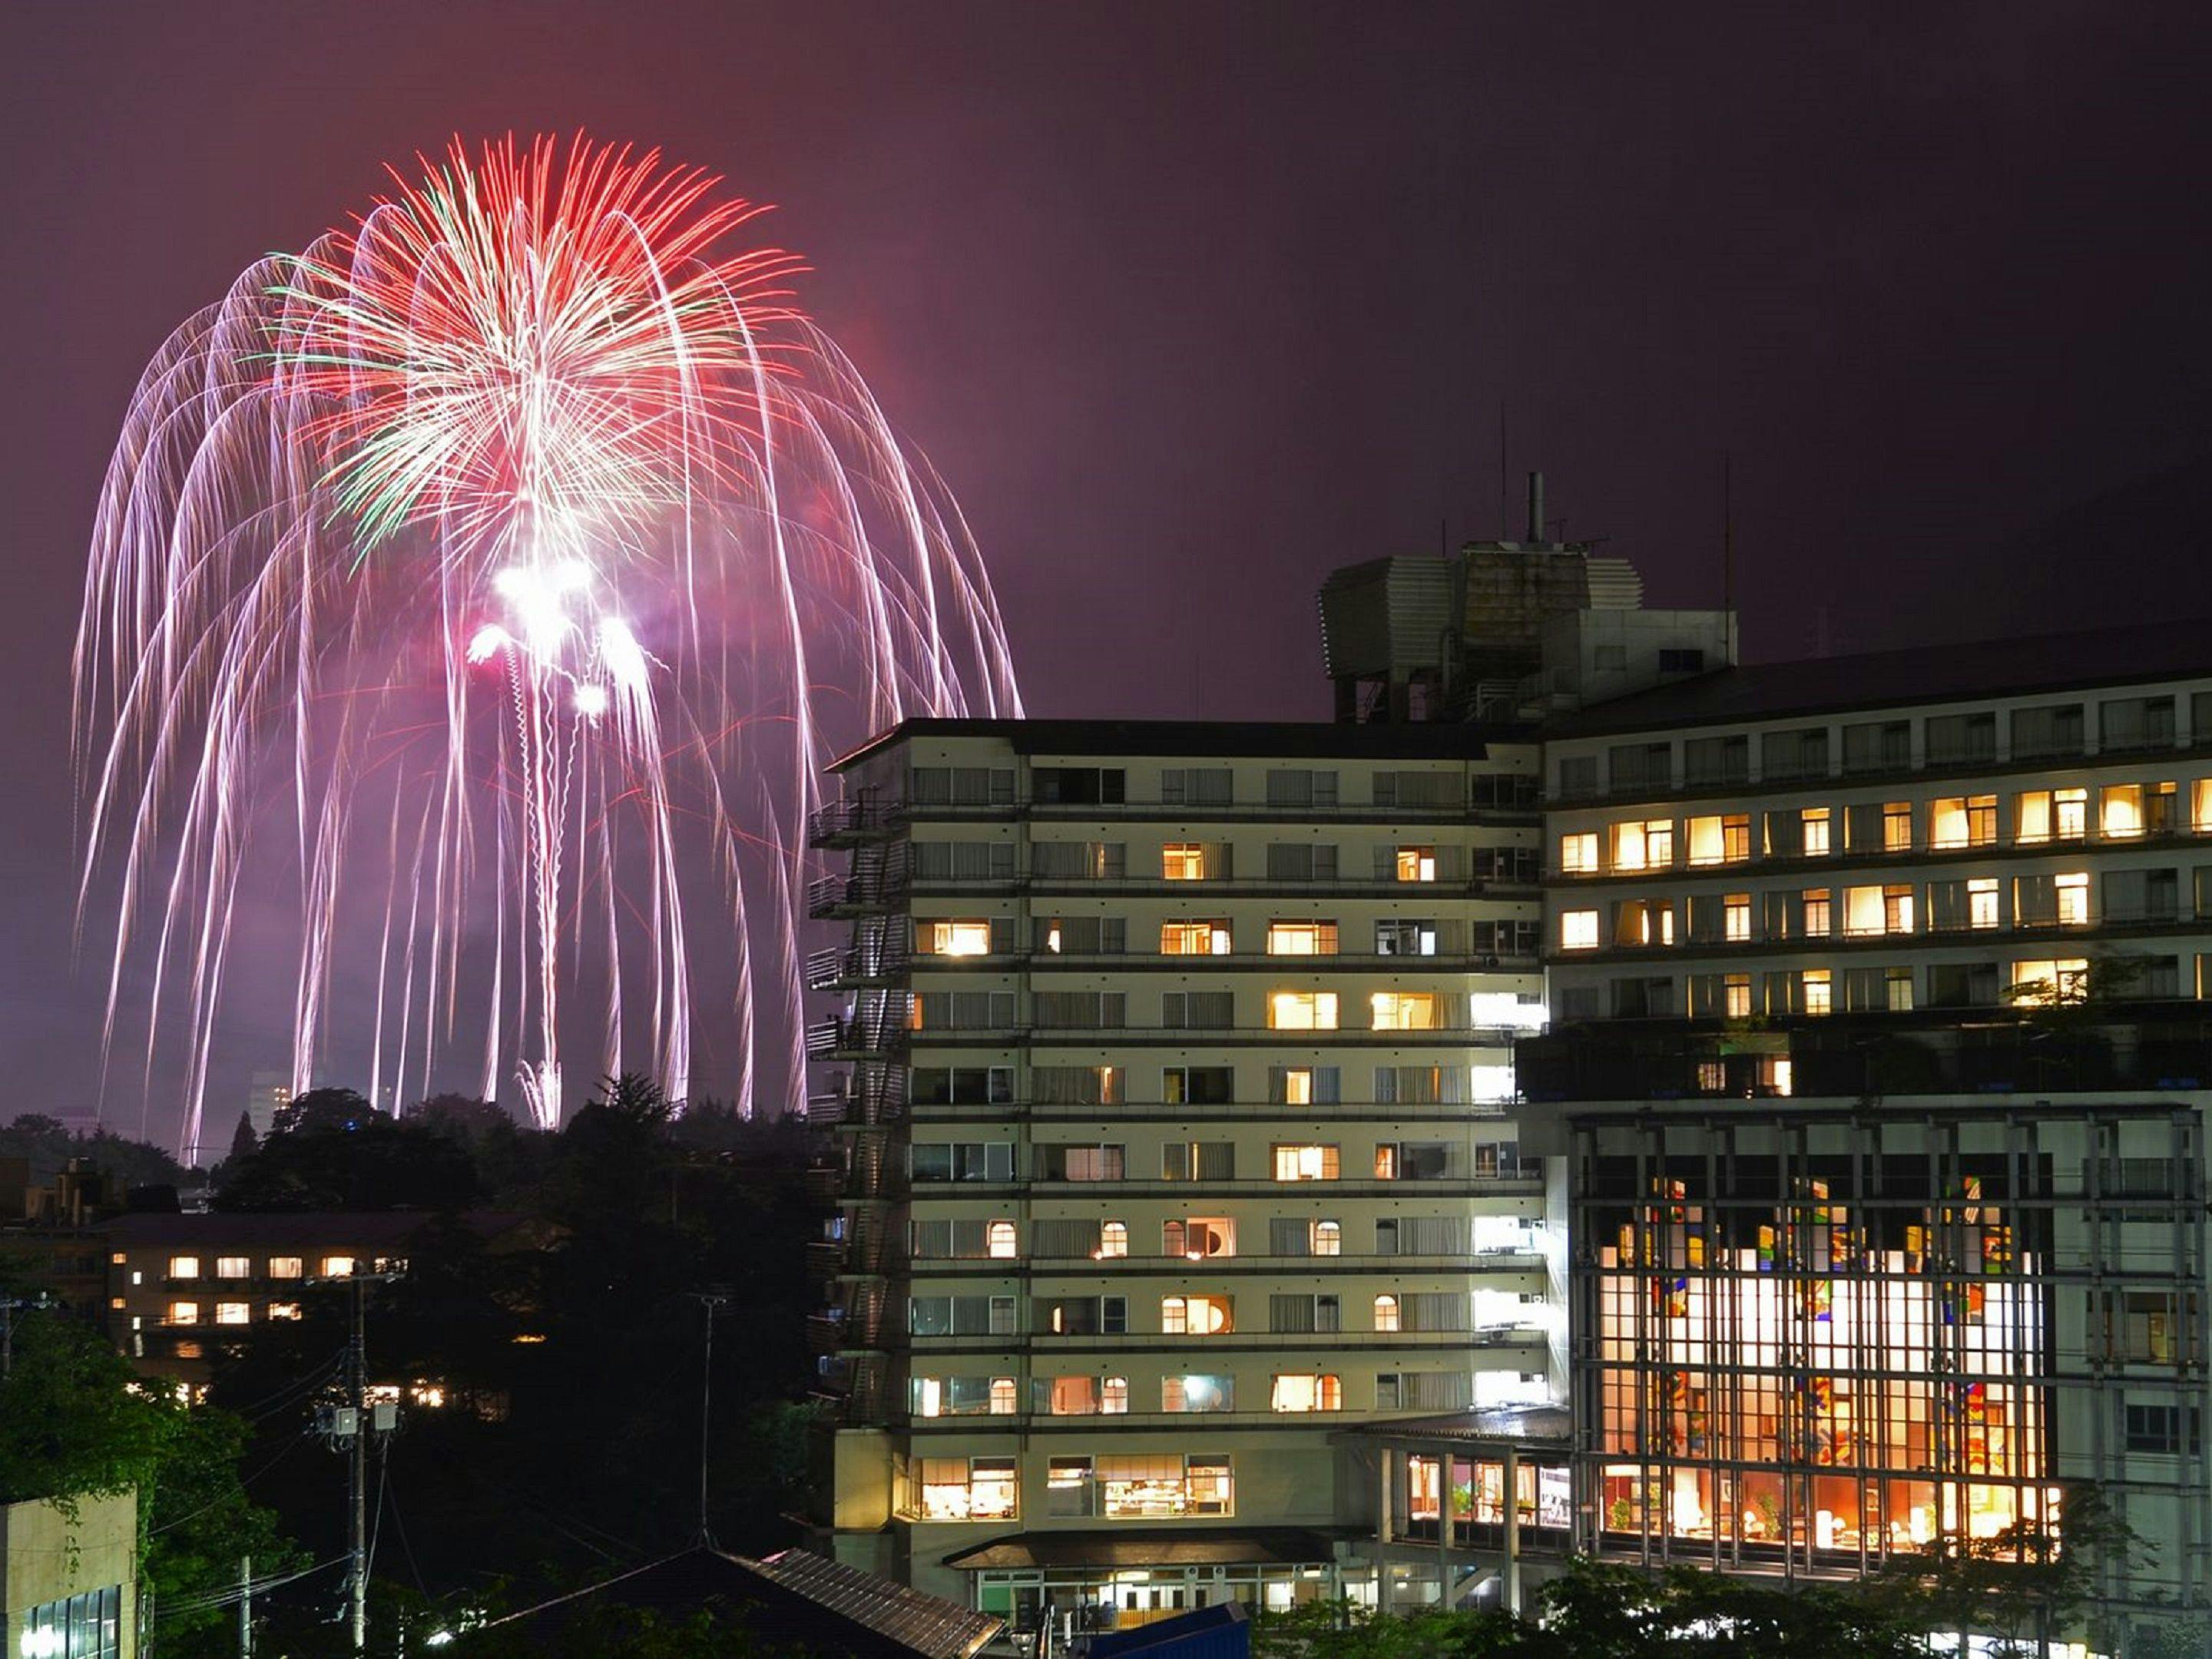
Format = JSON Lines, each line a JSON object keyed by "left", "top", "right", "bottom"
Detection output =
{"left": 76, "top": 134, "right": 1020, "bottom": 1148}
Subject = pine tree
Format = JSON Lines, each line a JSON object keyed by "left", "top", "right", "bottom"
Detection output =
{"left": 227, "top": 1109, "right": 257, "bottom": 1162}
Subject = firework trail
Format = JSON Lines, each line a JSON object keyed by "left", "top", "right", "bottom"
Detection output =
{"left": 75, "top": 134, "right": 1021, "bottom": 1151}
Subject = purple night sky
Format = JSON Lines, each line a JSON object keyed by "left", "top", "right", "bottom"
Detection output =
{"left": 6, "top": 2, "right": 2212, "bottom": 1144}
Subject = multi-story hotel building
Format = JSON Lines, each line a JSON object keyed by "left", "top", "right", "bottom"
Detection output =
{"left": 1517, "top": 620, "right": 2212, "bottom": 1646}
{"left": 803, "top": 720, "right": 1559, "bottom": 1620}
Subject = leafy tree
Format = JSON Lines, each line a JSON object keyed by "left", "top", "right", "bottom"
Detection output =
{"left": 0, "top": 1111, "right": 194, "bottom": 1190}
{"left": 0, "top": 1315, "right": 299, "bottom": 1657}
{"left": 1252, "top": 1559, "right": 1936, "bottom": 1659}
{"left": 271, "top": 1085, "right": 383, "bottom": 1135}
{"left": 215, "top": 1113, "right": 480, "bottom": 1211}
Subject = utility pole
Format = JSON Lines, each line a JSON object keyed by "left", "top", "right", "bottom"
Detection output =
{"left": 0, "top": 1292, "right": 55, "bottom": 1379}
{"left": 238, "top": 1554, "right": 252, "bottom": 1659}
{"left": 350, "top": 1280, "right": 368, "bottom": 1656}
{"left": 691, "top": 1292, "right": 729, "bottom": 1547}
{"left": 314, "top": 1267, "right": 402, "bottom": 1656}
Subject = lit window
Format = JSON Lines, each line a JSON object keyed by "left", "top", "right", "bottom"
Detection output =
{"left": 2195, "top": 779, "right": 2212, "bottom": 832}
{"left": 214, "top": 1303, "right": 250, "bottom": 1326}
{"left": 1803, "top": 808, "right": 1832, "bottom": 856}
{"left": 2012, "top": 959, "right": 2089, "bottom": 1005}
{"left": 1271, "top": 1374, "right": 1343, "bottom": 1412}
{"left": 1721, "top": 816, "right": 1751, "bottom": 861}
{"left": 1724, "top": 895, "right": 1750, "bottom": 942}
{"left": 2101, "top": 783, "right": 2145, "bottom": 839}
{"left": 927, "top": 919, "right": 994, "bottom": 956}
{"left": 1272, "top": 1144, "right": 1339, "bottom": 1182}
{"left": 110, "top": 1252, "right": 125, "bottom": 1266}
{"left": 1161, "top": 1295, "right": 1233, "bottom": 1336}
{"left": 268, "top": 1303, "right": 302, "bottom": 1321}
{"left": 987, "top": 1221, "right": 1018, "bottom": 1260}
{"left": 1396, "top": 847, "right": 1438, "bottom": 882}
{"left": 1969, "top": 878, "right": 2000, "bottom": 930}
{"left": 1280, "top": 1068, "right": 1314, "bottom": 1105}
{"left": 1101, "top": 1452, "right": 1233, "bottom": 1519}
{"left": 1373, "top": 1294, "right": 1401, "bottom": 1333}
{"left": 168, "top": 1256, "right": 200, "bottom": 1280}
{"left": 1560, "top": 832, "right": 1599, "bottom": 873}
{"left": 1098, "top": 1221, "right": 1128, "bottom": 1260}
{"left": 1929, "top": 796, "right": 1969, "bottom": 849}
{"left": 2056, "top": 872, "right": 2090, "bottom": 926}
{"left": 1802, "top": 889, "right": 1831, "bottom": 936}
{"left": 1724, "top": 975, "right": 1751, "bottom": 1018}
{"left": 267, "top": 1257, "right": 303, "bottom": 1280}
{"left": 321, "top": 1257, "right": 356, "bottom": 1278}
{"left": 1312, "top": 1220, "right": 1341, "bottom": 1257}
{"left": 1687, "top": 815, "right": 1724, "bottom": 865}
{"left": 1886, "top": 885, "right": 1916, "bottom": 935}
{"left": 1803, "top": 969, "right": 1832, "bottom": 1016}
{"left": 1886, "top": 966, "right": 1915, "bottom": 1011}
{"left": 2017, "top": 790, "right": 2053, "bottom": 843}
{"left": 916, "top": 1456, "right": 1018, "bottom": 1522}
{"left": 989, "top": 1377, "right": 1018, "bottom": 1415}
{"left": 1267, "top": 991, "right": 1339, "bottom": 1030}
{"left": 1266, "top": 921, "right": 1336, "bottom": 955}
{"left": 1883, "top": 801, "right": 1912, "bottom": 852}
{"left": 2055, "top": 788, "right": 2088, "bottom": 840}
{"left": 1161, "top": 843, "right": 1207, "bottom": 880}
{"left": 216, "top": 1257, "right": 251, "bottom": 1280}
{"left": 1610, "top": 819, "right": 1672, "bottom": 870}
{"left": 1160, "top": 919, "right": 1232, "bottom": 955}
{"left": 167, "top": 1301, "right": 200, "bottom": 1326}
{"left": 1843, "top": 884, "right": 1883, "bottom": 936}
{"left": 1560, "top": 911, "right": 1600, "bottom": 951}
{"left": 108, "top": 1296, "right": 124, "bottom": 1310}
{"left": 1104, "top": 1376, "right": 1129, "bottom": 1413}
{"left": 1369, "top": 992, "right": 1440, "bottom": 1031}
{"left": 1163, "top": 1374, "right": 1234, "bottom": 1412}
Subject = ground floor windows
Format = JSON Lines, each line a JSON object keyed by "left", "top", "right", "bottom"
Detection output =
{"left": 20, "top": 1587, "right": 124, "bottom": 1659}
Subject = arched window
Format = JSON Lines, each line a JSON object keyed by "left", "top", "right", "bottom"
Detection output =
{"left": 1313, "top": 1220, "right": 1341, "bottom": 1257}
{"left": 987, "top": 1221, "right": 1017, "bottom": 1260}
{"left": 1373, "top": 1293, "right": 1400, "bottom": 1333}
{"left": 1161, "top": 1296, "right": 1188, "bottom": 1334}
{"left": 988, "top": 1376, "right": 1018, "bottom": 1415}
{"left": 1099, "top": 1221, "right": 1128, "bottom": 1259}
{"left": 1103, "top": 1376, "right": 1129, "bottom": 1414}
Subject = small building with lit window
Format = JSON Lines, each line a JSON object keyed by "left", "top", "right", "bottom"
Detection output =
{"left": 803, "top": 719, "right": 1560, "bottom": 1621}
{"left": 101, "top": 1210, "right": 542, "bottom": 1387}
{"left": 2, "top": 1490, "right": 137, "bottom": 1659}
{"left": 1522, "top": 618, "right": 2212, "bottom": 1651}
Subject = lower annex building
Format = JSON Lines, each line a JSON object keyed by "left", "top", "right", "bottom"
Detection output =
{"left": 1522, "top": 619, "right": 2212, "bottom": 1651}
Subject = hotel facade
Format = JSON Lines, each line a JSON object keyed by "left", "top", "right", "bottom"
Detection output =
{"left": 803, "top": 720, "right": 1558, "bottom": 1618}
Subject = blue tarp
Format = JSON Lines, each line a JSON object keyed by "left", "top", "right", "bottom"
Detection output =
{"left": 1088, "top": 1600, "right": 1250, "bottom": 1659}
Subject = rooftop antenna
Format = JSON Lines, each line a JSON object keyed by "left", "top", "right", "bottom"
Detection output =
{"left": 1722, "top": 453, "right": 1734, "bottom": 611}
{"left": 1498, "top": 399, "right": 1509, "bottom": 540}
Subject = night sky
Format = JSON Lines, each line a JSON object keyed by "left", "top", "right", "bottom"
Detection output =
{"left": 8, "top": 2, "right": 2212, "bottom": 1143}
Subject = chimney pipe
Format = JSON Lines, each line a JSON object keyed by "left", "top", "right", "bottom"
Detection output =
{"left": 1525, "top": 472, "right": 1545, "bottom": 544}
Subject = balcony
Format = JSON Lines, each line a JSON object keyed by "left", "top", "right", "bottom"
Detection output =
{"left": 804, "top": 1016, "right": 910, "bottom": 1061}
{"left": 806, "top": 942, "right": 912, "bottom": 992}
{"left": 806, "top": 799, "right": 897, "bottom": 848}
{"left": 801, "top": 1165, "right": 845, "bottom": 1205}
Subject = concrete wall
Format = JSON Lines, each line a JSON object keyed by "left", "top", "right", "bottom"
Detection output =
{"left": 1, "top": 1489, "right": 137, "bottom": 1659}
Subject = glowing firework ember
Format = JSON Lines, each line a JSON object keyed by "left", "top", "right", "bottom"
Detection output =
{"left": 76, "top": 134, "right": 1020, "bottom": 1149}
